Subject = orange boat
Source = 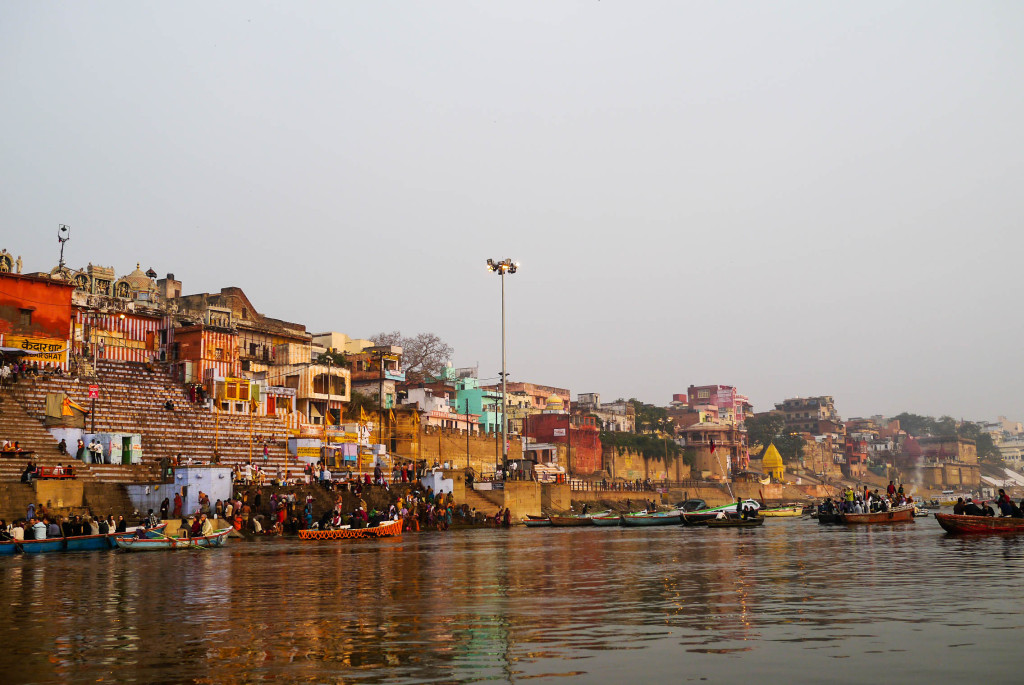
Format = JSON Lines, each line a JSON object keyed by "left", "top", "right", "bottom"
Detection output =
{"left": 935, "top": 513, "right": 1024, "bottom": 535}
{"left": 298, "top": 519, "right": 403, "bottom": 540}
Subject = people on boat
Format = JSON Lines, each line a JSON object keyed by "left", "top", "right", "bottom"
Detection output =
{"left": 953, "top": 497, "right": 966, "bottom": 515}
{"left": 199, "top": 513, "right": 214, "bottom": 537}
{"left": 997, "top": 490, "right": 1014, "bottom": 517}
{"left": 963, "top": 498, "right": 985, "bottom": 516}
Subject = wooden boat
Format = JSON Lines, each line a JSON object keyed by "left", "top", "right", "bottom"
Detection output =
{"left": 298, "top": 518, "right": 403, "bottom": 540}
{"left": 116, "top": 527, "right": 232, "bottom": 551}
{"left": 935, "top": 513, "right": 1024, "bottom": 535}
{"left": 761, "top": 506, "right": 803, "bottom": 518}
{"left": 0, "top": 524, "right": 167, "bottom": 555}
{"left": 817, "top": 513, "right": 843, "bottom": 525}
{"left": 706, "top": 516, "right": 764, "bottom": 528}
{"left": 549, "top": 515, "right": 594, "bottom": 527}
{"left": 840, "top": 505, "right": 915, "bottom": 525}
{"left": 620, "top": 512, "right": 682, "bottom": 526}
{"left": 591, "top": 514, "right": 622, "bottom": 527}
{"left": 524, "top": 516, "right": 551, "bottom": 528}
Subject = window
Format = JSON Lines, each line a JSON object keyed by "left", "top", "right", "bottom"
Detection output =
{"left": 19, "top": 308, "right": 32, "bottom": 327}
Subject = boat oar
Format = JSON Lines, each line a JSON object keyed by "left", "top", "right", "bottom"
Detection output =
{"left": 151, "top": 527, "right": 211, "bottom": 550}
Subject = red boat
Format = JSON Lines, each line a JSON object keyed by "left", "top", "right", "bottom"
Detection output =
{"left": 935, "top": 513, "right": 1024, "bottom": 535}
{"left": 841, "top": 505, "right": 915, "bottom": 525}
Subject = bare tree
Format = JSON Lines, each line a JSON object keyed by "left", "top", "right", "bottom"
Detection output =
{"left": 371, "top": 331, "right": 453, "bottom": 381}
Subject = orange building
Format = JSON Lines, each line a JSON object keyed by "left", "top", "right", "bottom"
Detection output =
{"left": 168, "top": 324, "right": 240, "bottom": 384}
{"left": 0, "top": 272, "right": 75, "bottom": 368}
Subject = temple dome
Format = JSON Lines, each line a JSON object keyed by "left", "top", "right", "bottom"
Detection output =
{"left": 544, "top": 394, "right": 564, "bottom": 412}
{"left": 123, "top": 263, "right": 155, "bottom": 290}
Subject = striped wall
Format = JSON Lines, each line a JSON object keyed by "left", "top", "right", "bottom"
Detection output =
{"left": 74, "top": 311, "right": 162, "bottom": 363}
{"left": 198, "top": 329, "right": 240, "bottom": 379}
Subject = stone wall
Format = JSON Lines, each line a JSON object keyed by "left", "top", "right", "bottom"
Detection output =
{"left": 502, "top": 480, "right": 541, "bottom": 520}
{"left": 393, "top": 422, "right": 523, "bottom": 475}
{"left": 603, "top": 447, "right": 691, "bottom": 482}
{"left": 541, "top": 483, "right": 571, "bottom": 512}
{"left": 35, "top": 479, "right": 84, "bottom": 510}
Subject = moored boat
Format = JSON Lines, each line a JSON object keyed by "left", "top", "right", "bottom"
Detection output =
{"left": 549, "top": 515, "right": 594, "bottom": 527}
{"left": 840, "top": 505, "right": 915, "bottom": 525}
{"left": 524, "top": 516, "right": 551, "bottom": 528}
{"left": 116, "top": 527, "right": 232, "bottom": 551}
{"left": 935, "top": 513, "right": 1024, "bottom": 535}
{"left": 298, "top": 519, "right": 403, "bottom": 540}
{"left": 620, "top": 512, "right": 682, "bottom": 526}
{"left": 760, "top": 506, "right": 803, "bottom": 518}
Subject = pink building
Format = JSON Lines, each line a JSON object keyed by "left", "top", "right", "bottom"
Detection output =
{"left": 683, "top": 385, "right": 752, "bottom": 426}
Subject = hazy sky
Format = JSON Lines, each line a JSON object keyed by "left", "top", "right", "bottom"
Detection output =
{"left": 2, "top": 2, "right": 1022, "bottom": 421}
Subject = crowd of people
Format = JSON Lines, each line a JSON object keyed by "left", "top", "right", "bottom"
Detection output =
{"left": 0, "top": 502, "right": 131, "bottom": 542}
{"left": 825, "top": 483, "right": 916, "bottom": 514}
{"left": 0, "top": 359, "right": 64, "bottom": 388}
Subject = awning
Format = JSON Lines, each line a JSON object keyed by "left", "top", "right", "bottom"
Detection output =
{"left": 0, "top": 347, "right": 43, "bottom": 357}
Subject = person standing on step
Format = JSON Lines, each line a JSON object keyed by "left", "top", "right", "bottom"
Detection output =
{"left": 159, "top": 497, "right": 170, "bottom": 520}
{"left": 76, "top": 439, "right": 86, "bottom": 463}
{"left": 172, "top": 491, "right": 183, "bottom": 518}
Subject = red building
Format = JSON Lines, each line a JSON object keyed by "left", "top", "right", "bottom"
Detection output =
{"left": 0, "top": 272, "right": 75, "bottom": 369}
{"left": 525, "top": 409, "right": 602, "bottom": 476}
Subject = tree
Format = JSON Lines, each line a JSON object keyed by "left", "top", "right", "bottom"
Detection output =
{"left": 745, "top": 413, "right": 787, "bottom": 454}
{"left": 316, "top": 350, "right": 349, "bottom": 368}
{"left": 627, "top": 398, "right": 668, "bottom": 434}
{"left": 371, "top": 331, "right": 454, "bottom": 381}
{"left": 345, "top": 391, "right": 380, "bottom": 417}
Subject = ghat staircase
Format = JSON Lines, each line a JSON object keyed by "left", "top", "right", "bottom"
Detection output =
{"left": 2, "top": 360, "right": 295, "bottom": 479}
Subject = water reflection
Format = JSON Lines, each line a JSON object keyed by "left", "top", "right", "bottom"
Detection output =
{"left": 2, "top": 520, "right": 1024, "bottom": 683}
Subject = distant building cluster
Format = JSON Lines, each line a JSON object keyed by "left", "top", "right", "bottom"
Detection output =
{"left": 0, "top": 247, "right": 1015, "bottom": 490}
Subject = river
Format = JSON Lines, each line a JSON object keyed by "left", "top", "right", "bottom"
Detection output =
{"left": 3, "top": 518, "right": 1023, "bottom": 683}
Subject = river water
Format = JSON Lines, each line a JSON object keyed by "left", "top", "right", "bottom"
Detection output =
{"left": 3, "top": 518, "right": 1023, "bottom": 684}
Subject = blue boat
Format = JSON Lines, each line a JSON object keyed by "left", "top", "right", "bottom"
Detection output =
{"left": 0, "top": 524, "right": 167, "bottom": 555}
{"left": 0, "top": 537, "right": 66, "bottom": 555}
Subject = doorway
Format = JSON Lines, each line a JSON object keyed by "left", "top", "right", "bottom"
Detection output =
{"left": 122, "top": 436, "right": 132, "bottom": 465}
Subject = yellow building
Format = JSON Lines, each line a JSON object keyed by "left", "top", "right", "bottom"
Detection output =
{"left": 762, "top": 443, "right": 785, "bottom": 482}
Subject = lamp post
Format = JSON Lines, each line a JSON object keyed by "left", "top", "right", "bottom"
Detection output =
{"left": 486, "top": 258, "right": 518, "bottom": 475}
{"left": 57, "top": 224, "right": 70, "bottom": 272}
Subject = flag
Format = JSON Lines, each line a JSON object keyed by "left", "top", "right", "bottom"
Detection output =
{"left": 389, "top": 408, "right": 396, "bottom": 423}
{"left": 325, "top": 409, "right": 334, "bottom": 427}
{"left": 709, "top": 439, "right": 717, "bottom": 454}
{"left": 360, "top": 406, "right": 369, "bottom": 423}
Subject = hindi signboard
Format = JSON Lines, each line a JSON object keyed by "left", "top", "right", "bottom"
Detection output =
{"left": 88, "top": 385, "right": 99, "bottom": 399}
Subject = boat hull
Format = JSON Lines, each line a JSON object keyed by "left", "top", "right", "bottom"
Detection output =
{"left": 681, "top": 512, "right": 722, "bottom": 526}
{"left": 841, "top": 505, "right": 915, "bottom": 525}
{"left": 591, "top": 516, "right": 621, "bottom": 527}
{"left": 524, "top": 518, "right": 551, "bottom": 528}
{"left": 298, "top": 519, "right": 403, "bottom": 540}
{"left": 706, "top": 516, "right": 764, "bottom": 528}
{"left": 549, "top": 516, "right": 594, "bottom": 527}
{"left": 935, "top": 513, "right": 1024, "bottom": 535}
{"left": 761, "top": 507, "right": 803, "bottom": 518}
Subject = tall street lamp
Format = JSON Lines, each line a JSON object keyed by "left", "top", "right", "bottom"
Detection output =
{"left": 486, "top": 258, "right": 518, "bottom": 474}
